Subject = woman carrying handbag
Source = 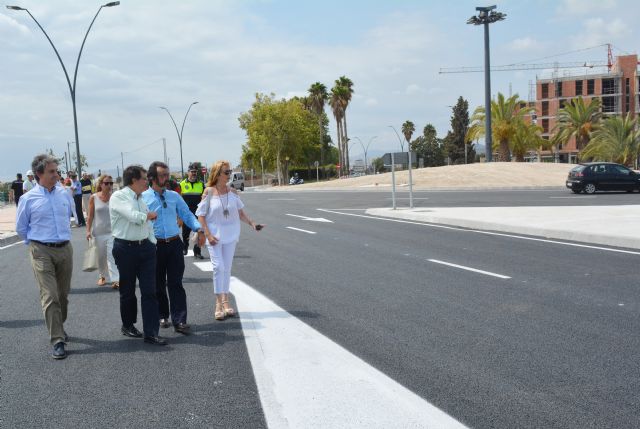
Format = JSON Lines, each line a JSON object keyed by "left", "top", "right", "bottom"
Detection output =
{"left": 86, "top": 175, "right": 120, "bottom": 289}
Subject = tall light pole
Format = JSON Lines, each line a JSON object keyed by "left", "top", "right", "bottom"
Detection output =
{"left": 7, "top": 2, "right": 120, "bottom": 177}
{"left": 353, "top": 136, "right": 377, "bottom": 175}
{"left": 159, "top": 102, "right": 199, "bottom": 177}
{"left": 467, "top": 5, "right": 505, "bottom": 162}
{"left": 388, "top": 125, "right": 404, "bottom": 152}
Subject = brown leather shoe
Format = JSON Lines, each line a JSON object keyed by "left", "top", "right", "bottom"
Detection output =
{"left": 174, "top": 323, "right": 191, "bottom": 335}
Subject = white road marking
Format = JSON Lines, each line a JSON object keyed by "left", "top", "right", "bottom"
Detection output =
{"left": 285, "top": 213, "right": 333, "bottom": 222}
{"left": 428, "top": 259, "right": 511, "bottom": 279}
{"left": 317, "top": 208, "right": 640, "bottom": 256}
{"left": 0, "top": 241, "right": 21, "bottom": 250}
{"left": 549, "top": 196, "right": 596, "bottom": 199}
{"left": 385, "top": 197, "right": 429, "bottom": 200}
{"left": 194, "top": 261, "right": 212, "bottom": 271}
{"left": 232, "top": 277, "right": 468, "bottom": 429}
{"left": 286, "top": 226, "right": 317, "bottom": 234}
{"left": 268, "top": 198, "right": 296, "bottom": 201}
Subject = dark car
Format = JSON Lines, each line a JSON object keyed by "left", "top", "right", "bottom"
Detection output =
{"left": 566, "top": 162, "right": 640, "bottom": 194}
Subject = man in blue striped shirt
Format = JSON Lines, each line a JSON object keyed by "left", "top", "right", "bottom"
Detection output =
{"left": 16, "top": 154, "right": 75, "bottom": 360}
{"left": 143, "top": 161, "right": 204, "bottom": 334}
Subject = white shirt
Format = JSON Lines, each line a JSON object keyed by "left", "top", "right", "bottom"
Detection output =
{"left": 109, "top": 186, "right": 156, "bottom": 243}
{"left": 196, "top": 191, "right": 244, "bottom": 244}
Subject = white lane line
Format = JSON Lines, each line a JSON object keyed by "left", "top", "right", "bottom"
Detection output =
{"left": 317, "top": 208, "right": 640, "bottom": 256}
{"left": 428, "top": 259, "right": 511, "bottom": 279}
{"left": 194, "top": 261, "right": 212, "bottom": 271}
{"left": 385, "top": 197, "right": 429, "bottom": 200}
{"left": 285, "top": 213, "right": 333, "bottom": 222}
{"left": 268, "top": 198, "right": 296, "bottom": 201}
{"left": 0, "top": 241, "right": 22, "bottom": 250}
{"left": 286, "top": 226, "right": 317, "bottom": 234}
{"left": 549, "top": 196, "right": 596, "bottom": 199}
{"left": 233, "top": 277, "right": 468, "bottom": 429}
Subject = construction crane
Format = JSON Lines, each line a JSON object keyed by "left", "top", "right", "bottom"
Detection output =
{"left": 439, "top": 43, "right": 613, "bottom": 74}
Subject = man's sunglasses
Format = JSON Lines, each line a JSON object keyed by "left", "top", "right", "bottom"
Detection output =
{"left": 160, "top": 193, "right": 167, "bottom": 208}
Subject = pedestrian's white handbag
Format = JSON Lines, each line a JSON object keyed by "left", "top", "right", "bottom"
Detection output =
{"left": 82, "top": 238, "right": 98, "bottom": 272}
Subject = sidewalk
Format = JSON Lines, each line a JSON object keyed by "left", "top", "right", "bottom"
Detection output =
{"left": 0, "top": 204, "right": 18, "bottom": 246}
{"left": 366, "top": 205, "right": 640, "bottom": 250}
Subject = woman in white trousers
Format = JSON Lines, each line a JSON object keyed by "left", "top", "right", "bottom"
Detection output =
{"left": 196, "top": 160, "right": 262, "bottom": 320}
{"left": 86, "top": 175, "right": 119, "bottom": 289}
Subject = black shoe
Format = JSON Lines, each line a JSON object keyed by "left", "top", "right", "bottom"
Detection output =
{"left": 144, "top": 336, "right": 168, "bottom": 346}
{"left": 183, "top": 248, "right": 188, "bottom": 256}
{"left": 121, "top": 325, "right": 143, "bottom": 338}
{"left": 194, "top": 253, "right": 204, "bottom": 260}
{"left": 52, "top": 342, "right": 67, "bottom": 360}
{"left": 174, "top": 323, "right": 191, "bottom": 335}
{"left": 159, "top": 318, "right": 170, "bottom": 329}
{"left": 63, "top": 331, "right": 69, "bottom": 343}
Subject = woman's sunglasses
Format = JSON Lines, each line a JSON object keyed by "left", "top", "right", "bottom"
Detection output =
{"left": 103, "top": 182, "right": 113, "bottom": 185}
{"left": 223, "top": 170, "right": 233, "bottom": 175}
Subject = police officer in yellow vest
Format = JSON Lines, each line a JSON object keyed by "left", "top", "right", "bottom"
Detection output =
{"left": 180, "top": 164, "right": 205, "bottom": 258}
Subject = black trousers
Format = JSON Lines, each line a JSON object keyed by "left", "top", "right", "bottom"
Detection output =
{"left": 112, "top": 239, "right": 159, "bottom": 337}
{"left": 155, "top": 238, "right": 187, "bottom": 324}
{"left": 73, "top": 194, "right": 86, "bottom": 225}
{"left": 182, "top": 205, "right": 201, "bottom": 256}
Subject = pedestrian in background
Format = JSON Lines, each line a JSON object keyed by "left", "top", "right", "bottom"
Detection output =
{"left": 70, "top": 172, "right": 86, "bottom": 227}
{"left": 23, "top": 170, "right": 36, "bottom": 192}
{"left": 10, "top": 173, "right": 23, "bottom": 205}
{"left": 143, "top": 161, "right": 203, "bottom": 334}
{"left": 196, "top": 160, "right": 262, "bottom": 320}
{"left": 80, "top": 171, "right": 92, "bottom": 215}
{"left": 16, "top": 154, "right": 75, "bottom": 359}
{"left": 110, "top": 165, "right": 166, "bottom": 345}
{"left": 85, "top": 174, "right": 119, "bottom": 289}
{"left": 180, "top": 165, "right": 205, "bottom": 259}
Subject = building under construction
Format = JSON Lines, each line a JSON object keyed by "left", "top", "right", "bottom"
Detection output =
{"left": 535, "top": 53, "right": 639, "bottom": 162}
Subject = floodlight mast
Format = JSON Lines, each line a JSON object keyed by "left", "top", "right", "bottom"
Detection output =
{"left": 467, "top": 5, "right": 506, "bottom": 162}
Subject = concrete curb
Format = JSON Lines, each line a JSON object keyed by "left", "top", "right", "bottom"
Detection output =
{"left": 366, "top": 208, "right": 640, "bottom": 250}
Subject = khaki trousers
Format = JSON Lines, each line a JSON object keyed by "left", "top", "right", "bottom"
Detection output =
{"left": 29, "top": 242, "right": 73, "bottom": 344}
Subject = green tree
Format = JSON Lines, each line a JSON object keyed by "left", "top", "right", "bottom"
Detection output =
{"left": 510, "top": 122, "right": 545, "bottom": 162}
{"left": 411, "top": 124, "right": 444, "bottom": 167}
{"left": 445, "top": 97, "right": 475, "bottom": 164}
{"left": 401, "top": 120, "right": 415, "bottom": 148}
{"left": 371, "top": 157, "right": 385, "bottom": 174}
{"left": 468, "top": 93, "right": 534, "bottom": 161}
{"left": 239, "top": 93, "right": 319, "bottom": 185}
{"left": 555, "top": 96, "right": 602, "bottom": 152}
{"left": 580, "top": 114, "right": 640, "bottom": 167}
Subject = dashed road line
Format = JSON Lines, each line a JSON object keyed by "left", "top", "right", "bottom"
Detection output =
{"left": 428, "top": 259, "right": 511, "bottom": 279}
{"left": 286, "top": 227, "right": 317, "bottom": 234}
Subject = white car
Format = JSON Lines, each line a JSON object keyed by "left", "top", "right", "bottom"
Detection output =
{"left": 229, "top": 172, "right": 245, "bottom": 191}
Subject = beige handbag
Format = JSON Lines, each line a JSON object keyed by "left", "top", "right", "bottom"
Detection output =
{"left": 82, "top": 238, "right": 98, "bottom": 272}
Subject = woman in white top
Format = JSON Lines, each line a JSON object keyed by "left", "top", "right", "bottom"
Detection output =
{"left": 86, "top": 175, "right": 120, "bottom": 289}
{"left": 196, "top": 160, "right": 263, "bottom": 320}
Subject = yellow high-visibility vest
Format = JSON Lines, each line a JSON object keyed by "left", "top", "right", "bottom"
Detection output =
{"left": 180, "top": 180, "right": 204, "bottom": 195}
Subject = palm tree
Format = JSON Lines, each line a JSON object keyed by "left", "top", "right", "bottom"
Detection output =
{"left": 308, "top": 82, "right": 329, "bottom": 170}
{"left": 510, "top": 122, "right": 545, "bottom": 162}
{"left": 330, "top": 85, "right": 347, "bottom": 176}
{"left": 401, "top": 121, "right": 415, "bottom": 149}
{"left": 468, "top": 93, "right": 534, "bottom": 161}
{"left": 555, "top": 97, "right": 602, "bottom": 153}
{"left": 580, "top": 114, "right": 640, "bottom": 167}
{"left": 335, "top": 76, "right": 354, "bottom": 175}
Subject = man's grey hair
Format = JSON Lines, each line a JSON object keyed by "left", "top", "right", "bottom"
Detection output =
{"left": 31, "top": 154, "right": 58, "bottom": 179}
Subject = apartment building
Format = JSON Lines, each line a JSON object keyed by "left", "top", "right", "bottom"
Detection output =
{"left": 535, "top": 54, "right": 639, "bottom": 162}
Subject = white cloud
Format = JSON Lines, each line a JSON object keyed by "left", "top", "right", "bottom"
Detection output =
{"left": 570, "top": 17, "right": 631, "bottom": 48}
{"left": 506, "top": 37, "right": 542, "bottom": 52}
{"left": 556, "top": 0, "right": 616, "bottom": 16}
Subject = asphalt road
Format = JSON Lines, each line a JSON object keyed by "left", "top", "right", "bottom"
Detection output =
{"left": 2, "top": 188, "right": 639, "bottom": 428}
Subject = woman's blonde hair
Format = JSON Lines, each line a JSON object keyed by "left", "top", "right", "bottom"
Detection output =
{"left": 96, "top": 174, "right": 113, "bottom": 193}
{"left": 206, "top": 160, "right": 231, "bottom": 187}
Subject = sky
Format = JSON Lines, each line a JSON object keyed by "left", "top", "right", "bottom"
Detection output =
{"left": 1, "top": 0, "right": 638, "bottom": 181}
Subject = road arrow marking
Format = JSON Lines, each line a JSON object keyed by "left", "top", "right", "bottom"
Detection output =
{"left": 285, "top": 213, "right": 333, "bottom": 223}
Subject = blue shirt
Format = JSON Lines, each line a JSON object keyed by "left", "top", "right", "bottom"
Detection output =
{"left": 72, "top": 180, "right": 82, "bottom": 196}
{"left": 142, "top": 188, "right": 200, "bottom": 239}
{"left": 16, "top": 183, "right": 74, "bottom": 244}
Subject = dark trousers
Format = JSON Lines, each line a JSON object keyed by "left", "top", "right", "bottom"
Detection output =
{"left": 73, "top": 194, "right": 86, "bottom": 225}
{"left": 112, "top": 239, "right": 159, "bottom": 337}
{"left": 182, "top": 207, "right": 202, "bottom": 255}
{"left": 156, "top": 238, "right": 187, "bottom": 324}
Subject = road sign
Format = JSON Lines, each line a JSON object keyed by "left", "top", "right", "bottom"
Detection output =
{"left": 314, "top": 161, "right": 319, "bottom": 167}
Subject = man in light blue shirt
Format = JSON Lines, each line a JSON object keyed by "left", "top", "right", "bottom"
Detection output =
{"left": 16, "top": 154, "right": 75, "bottom": 360}
{"left": 143, "top": 161, "right": 204, "bottom": 334}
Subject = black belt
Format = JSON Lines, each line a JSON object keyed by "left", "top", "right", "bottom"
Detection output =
{"left": 156, "top": 235, "right": 181, "bottom": 244}
{"left": 114, "top": 238, "right": 151, "bottom": 246}
{"left": 32, "top": 240, "right": 69, "bottom": 248}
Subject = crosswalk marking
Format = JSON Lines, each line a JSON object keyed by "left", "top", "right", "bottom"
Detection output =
{"left": 232, "top": 277, "right": 468, "bottom": 429}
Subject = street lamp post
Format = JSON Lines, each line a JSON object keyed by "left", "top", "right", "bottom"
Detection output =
{"left": 7, "top": 2, "right": 120, "bottom": 177}
{"left": 353, "top": 136, "right": 377, "bottom": 175}
{"left": 159, "top": 102, "right": 199, "bottom": 177}
{"left": 467, "top": 5, "right": 505, "bottom": 163}
{"left": 388, "top": 125, "right": 404, "bottom": 152}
